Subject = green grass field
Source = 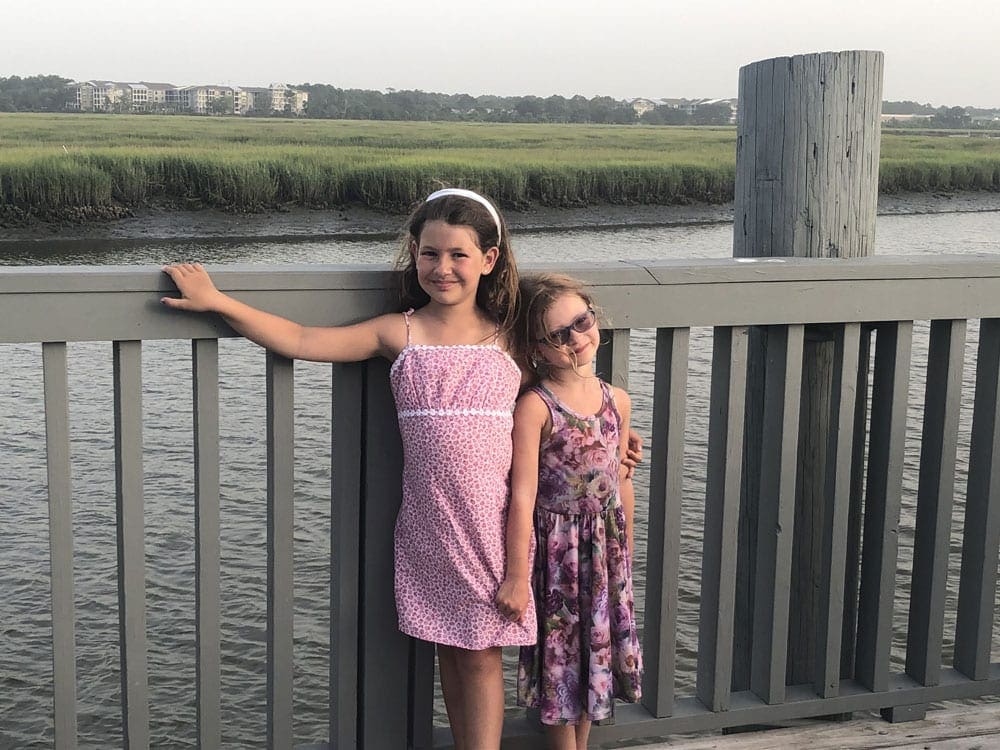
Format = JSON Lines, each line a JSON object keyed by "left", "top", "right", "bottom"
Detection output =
{"left": 1, "top": 113, "right": 997, "bottom": 216}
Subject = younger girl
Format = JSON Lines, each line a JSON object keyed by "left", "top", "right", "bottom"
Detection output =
{"left": 161, "top": 188, "right": 535, "bottom": 750}
{"left": 513, "top": 273, "right": 643, "bottom": 750}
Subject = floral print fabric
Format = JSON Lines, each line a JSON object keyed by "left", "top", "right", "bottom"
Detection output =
{"left": 517, "top": 382, "right": 642, "bottom": 725}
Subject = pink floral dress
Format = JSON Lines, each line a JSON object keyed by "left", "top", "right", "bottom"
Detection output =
{"left": 517, "top": 381, "right": 642, "bottom": 725}
{"left": 389, "top": 311, "right": 536, "bottom": 649}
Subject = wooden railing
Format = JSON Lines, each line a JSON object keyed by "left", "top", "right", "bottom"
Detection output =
{"left": 2, "top": 256, "right": 1000, "bottom": 749}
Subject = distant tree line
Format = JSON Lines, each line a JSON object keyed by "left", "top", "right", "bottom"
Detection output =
{"left": 1, "top": 75, "right": 997, "bottom": 129}
{"left": 298, "top": 84, "right": 639, "bottom": 123}
{"left": 637, "top": 101, "right": 734, "bottom": 126}
{"left": 0, "top": 75, "right": 74, "bottom": 111}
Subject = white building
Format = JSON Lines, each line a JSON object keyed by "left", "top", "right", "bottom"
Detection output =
{"left": 70, "top": 79, "right": 308, "bottom": 116}
{"left": 267, "top": 83, "right": 309, "bottom": 116}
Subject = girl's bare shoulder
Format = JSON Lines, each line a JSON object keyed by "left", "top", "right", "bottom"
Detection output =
{"left": 610, "top": 384, "right": 632, "bottom": 415}
{"left": 368, "top": 311, "right": 409, "bottom": 360}
{"left": 514, "top": 387, "right": 548, "bottom": 415}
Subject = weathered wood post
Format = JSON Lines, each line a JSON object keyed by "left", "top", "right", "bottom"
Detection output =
{"left": 731, "top": 51, "right": 884, "bottom": 694}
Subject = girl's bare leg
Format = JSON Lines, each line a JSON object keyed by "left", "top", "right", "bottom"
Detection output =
{"left": 545, "top": 724, "right": 577, "bottom": 750}
{"left": 437, "top": 645, "right": 504, "bottom": 749}
{"left": 545, "top": 718, "right": 592, "bottom": 750}
{"left": 437, "top": 646, "right": 467, "bottom": 745}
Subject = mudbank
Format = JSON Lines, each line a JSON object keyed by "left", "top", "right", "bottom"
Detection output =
{"left": 1, "top": 191, "right": 997, "bottom": 245}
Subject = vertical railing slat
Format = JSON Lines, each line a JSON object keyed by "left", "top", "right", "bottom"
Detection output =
{"left": 192, "top": 339, "right": 221, "bottom": 749}
{"left": 360, "top": 359, "right": 409, "bottom": 749}
{"left": 330, "top": 362, "right": 363, "bottom": 748}
{"left": 596, "top": 328, "right": 631, "bottom": 391}
{"left": 697, "top": 325, "right": 748, "bottom": 712}
{"left": 266, "top": 353, "right": 295, "bottom": 748}
{"left": 955, "top": 318, "right": 1000, "bottom": 680}
{"left": 856, "top": 321, "right": 913, "bottom": 693}
{"left": 641, "top": 327, "right": 689, "bottom": 717}
{"left": 43, "top": 342, "right": 78, "bottom": 750}
{"left": 907, "top": 320, "right": 966, "bottom": 686}
{"left": 409, "top": 639, "right": 435, "bottom": 750}
{"left": 750, "top": 324, "right": 804, "bottom": 704}
{"left": 815, "top": 323, "right": 861, "bottom": 698}
{"left": 113, "top": 340, "right": 149, "bottom": 749}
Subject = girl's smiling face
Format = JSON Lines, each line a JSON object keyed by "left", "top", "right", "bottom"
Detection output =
{"left": 412, "top": 220, "right": 498, "bottom": 307}
{"left": 535, "top": 293, "right": 600, "bottom": 372}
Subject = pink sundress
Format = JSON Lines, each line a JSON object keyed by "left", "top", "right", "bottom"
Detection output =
{"left": 389, "top": 311, "right": 536, "bottom": 649}
{"left": 517, "top": 381, "right": 642, "bottom": 724}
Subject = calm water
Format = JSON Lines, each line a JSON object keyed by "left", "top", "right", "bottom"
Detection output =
{"left": 2, "top": 210, "right": 999, "bottom": 748}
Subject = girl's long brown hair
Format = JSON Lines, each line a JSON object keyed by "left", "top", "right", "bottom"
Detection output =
{"left": 393, "top": 190, "right": 520, "bottom": 337}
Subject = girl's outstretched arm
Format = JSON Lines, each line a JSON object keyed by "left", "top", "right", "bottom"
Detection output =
{"left": 615, "top": 387, "right": 637, "bottom": 558}
{"left": 496, "top": 391, "right": 547, "bottom": 623}
{"left": 161, "top": 263, "right": 401, "bottom": 362}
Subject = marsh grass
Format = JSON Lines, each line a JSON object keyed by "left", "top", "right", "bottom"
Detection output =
{"left": 1, "top": 114, "right": 997, "bottom": 215}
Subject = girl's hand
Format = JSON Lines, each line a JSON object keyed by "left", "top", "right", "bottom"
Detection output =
{"left": 621, "top": 428, "right": 643, "bottom": 479}
{"left": 495, "top": 577, "right": 531, "bottom": 623}
{"left": 161, "top": 263, "right": 226, "bottom": 312}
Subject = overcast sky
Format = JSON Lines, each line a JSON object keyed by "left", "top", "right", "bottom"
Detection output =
{"left": 4, "top": 0, "right": 997, "bottom": 108}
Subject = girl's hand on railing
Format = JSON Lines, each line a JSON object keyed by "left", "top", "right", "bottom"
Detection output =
{"left": 161, "top": 263, "right": 227, "bottom": 312}
{"left": 495, "top": 576, "right": 531, "bottom": 623}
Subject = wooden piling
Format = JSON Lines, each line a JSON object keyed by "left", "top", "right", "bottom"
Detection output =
{"left": 731, "top": 50, "right": 884, "bottom": 694}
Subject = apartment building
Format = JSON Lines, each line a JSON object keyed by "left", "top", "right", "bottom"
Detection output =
{"left": 70, "top": 80, "right": 308, "bottom": 116}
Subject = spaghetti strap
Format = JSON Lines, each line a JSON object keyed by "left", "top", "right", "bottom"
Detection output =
{"left": 402, "top": 308, "right": 414, "bottom": 346}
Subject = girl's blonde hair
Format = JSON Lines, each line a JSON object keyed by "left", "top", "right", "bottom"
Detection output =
{"left": 516, "top": 273, "right": 598, "bottom": 380}
{"left": 393, "top": 190, "right": 519, "bottom": 336}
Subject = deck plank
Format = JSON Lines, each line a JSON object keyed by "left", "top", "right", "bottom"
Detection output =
{"left": 623, "top": 704, "right": 1000, "bottom": 749}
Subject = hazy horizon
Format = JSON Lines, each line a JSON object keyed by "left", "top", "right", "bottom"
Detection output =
{"left": 4, "top": 0, "right": 998, "bottom": 110}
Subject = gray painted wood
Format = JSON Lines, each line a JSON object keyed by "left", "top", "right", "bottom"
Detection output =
{"left": 410, "top": 639, "right": 435, "bottom": 750}
{"left": 841, "top": 328, "right": 872, "bottom": 683}
{"left": 42, "top": 342, "right": 77, "bottom": 750}
{"left": 11, "top": 260, "right": 1000, "bottom": 343}
{"left": 856, "top": 322, "right": 913, "bottom": 692}
{"left": 11, "top": 261, "right": 1000, "bottom": 748}
{"left": 906, "top": 320, "right": 966, "bottom": 686}
{"left": 266, "top": 353, "right": 295, "bottom": 749}
{"left": 192, "top": 339, "right": 221, "bottom": 749}
{"left": 330, "top": 363, "right": 363, "bottom": 748}
{"left": 698, "top": 326, "right": 748, "bottom": 711}
{"left": 750, "top": 325, "right": 804, "bottom": 704}
{"left": 955, "top": 318, "right": 1000, "bottom": 680}
{"left": 814, "top": 324, "right": 862, "bottom": 698}
{"left": 496, "top": 669, "right": 1000, "bottom": 748}
{"left": 360, "top": 358, "right": 409, "bottom": 749}
{"left": 113, "top": 340, "right": 149, "bottom": 749}
{"left": 596, "top": 328, "right": 631, "bottom": 390}
{"left": 642, "top": 327, "right": 690, "bottom": 717}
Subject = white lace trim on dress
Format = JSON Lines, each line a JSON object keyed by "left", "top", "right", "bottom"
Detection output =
{"left": 397, "top": 407, "right": 513, "bottom": 419}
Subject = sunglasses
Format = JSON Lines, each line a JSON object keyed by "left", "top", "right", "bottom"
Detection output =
{"left": 539, "top": 308, "right": 597, "bottom": 347}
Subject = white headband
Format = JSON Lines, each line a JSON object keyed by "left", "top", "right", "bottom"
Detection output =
{"left": 424, "top": 188, "right": 503, "bottom": 244}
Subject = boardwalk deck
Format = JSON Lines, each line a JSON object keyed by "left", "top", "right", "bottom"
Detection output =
{"left": 628, "top": 703, "right": 1000, "bottom": 749}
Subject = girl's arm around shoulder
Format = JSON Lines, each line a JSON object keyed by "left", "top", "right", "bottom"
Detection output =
{"left": 614, "top": 382, "right": 642, "bottom": 478}
{"left": 495, "top": 390, "right": 548, "bottom": 623}
{"left": 161, "top": 263, "right": 404, "bottom": 362}
{"left": 614, "top": 386, "right": 637, "bottom": 559}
